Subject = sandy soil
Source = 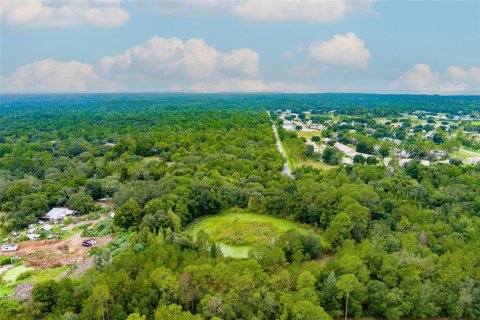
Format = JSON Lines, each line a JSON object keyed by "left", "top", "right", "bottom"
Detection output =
{"left": 0, "top": 233, "right": 113, "bottom": 268}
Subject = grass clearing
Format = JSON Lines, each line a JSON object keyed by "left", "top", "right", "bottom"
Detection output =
{"left": 279, "top": 138, "right": 297, "bottom": 169}
{"left": 0, "top": 284, "right": 14, "bottom": 298}
{"left": 454, "top": 148, "right": 480, "bottom": 159}
{"left": 29, "top": 266, "right": 70, "bottom": 283}
{"left": 186, "top": 208, "right": 319, "bottom": 258}
{"left": 142, "top": 156, "right": 162, "bottom": 163}
{"left": 297, "top": 130, "right": 322, "bottom": 140}
{"left": 296, "top": 159, "right": 335, "bottom": 170}
{"left": 2, "top": 265, "right": 34, "bottom": 283}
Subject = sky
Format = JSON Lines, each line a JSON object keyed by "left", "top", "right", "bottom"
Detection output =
{"left": 0, "top": 0, "right": 479, "bottom": 94}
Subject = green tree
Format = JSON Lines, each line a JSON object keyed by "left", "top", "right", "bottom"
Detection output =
{"left": 68, "top": 192, "right": 96, "bottom": 214}
{"left": 113, "top": 198, "right": 142, "bottom": 229}
{"left": 155, "top": 304, "right": 202, "bottom": 320}
{"left": 326, "top": 212, "right": 353, "bottom": 247}
{"left": 336, "top": 274, "right": 360, "bottom": 320}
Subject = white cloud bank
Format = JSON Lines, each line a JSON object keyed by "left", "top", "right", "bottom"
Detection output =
{"left": 394, "top": 64, "right": 480, "bottom": 94}
{"left": 231, "top": 0, "right": 371, "bottom": 23}
{"left": 1, "top": 59, "right": 121, "bottom": 93}
{"left": 0, "top": 0, "right": 373, "bottom": 28}
{"left": 171, "top": 79, "right": 313, "bottom": 93}
{"left": 1, "top": 37, "right": 307, "bottom": 93}
{"left": 309, "top": 32, "right": 371, "bottom": 67}
{"left": 98, "top": 37, "right": 260, "bottom": 81}
{"left": 136, "top": 0, "right": 374, "bottom": 23}
{"left": 0, "top": 0, "right": 129, "bottom": 28}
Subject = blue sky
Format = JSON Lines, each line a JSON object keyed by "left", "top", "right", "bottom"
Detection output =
{"left": 1, "top": 0, "right": 479, "bottom": 94}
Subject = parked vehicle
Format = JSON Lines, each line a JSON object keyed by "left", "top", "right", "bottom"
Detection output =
{"left": 82, "top": 239, "right": 97, "bottom": 247}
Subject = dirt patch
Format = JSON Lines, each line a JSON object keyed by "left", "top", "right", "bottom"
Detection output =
{"left": 13, "top": 282, "right": 35, "bottom": 301}
{"left": 0, "top": 264, "right": 15, "bottom": 275}
{"left": 0, "top": 233, "right": 113, "bottom": 269}
{"left": 316, "top": 253, "right": 335, "bottom": 265}
{"left": 72, "top": 257, "right": 94, "bottom": 277}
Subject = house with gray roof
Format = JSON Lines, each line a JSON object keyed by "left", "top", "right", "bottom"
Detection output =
{"left": 42, "top": 207, "right": 76, "bottom": 223}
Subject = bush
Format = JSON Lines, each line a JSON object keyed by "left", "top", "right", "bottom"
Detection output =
{"left": 0, "top": 255, "right": 14, "bottom": 265}
{"left": 16, "top": 270, "right": 33, "bottom": 281}
{"left": 82, "top": 219, "right": 113, "bottom": 237}
{"left": 63, "top": 216, "right": 75, "bottom": 226}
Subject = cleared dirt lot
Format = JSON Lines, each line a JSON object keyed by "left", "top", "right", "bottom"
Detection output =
{"left": 0, "top": 233, "right": 113, "bottom": 268}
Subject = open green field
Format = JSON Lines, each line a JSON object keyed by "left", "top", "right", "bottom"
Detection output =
{"left": 279, "top": 138, "right": 297, "bottom": 169}
{"left": 0, "top": 284, "right": 14, "bottom": 297}
{"left": 296, "top": 158, "right": 335, "bottom": 170}
{"left": 453, "top": 148, "right": 480, "bottom": 159}
{"left": 0, "top": 264, "right": 70, "bottom": 298}
{"left": 297, "top": 130, "right": 322, "bottom": 140}
{"left": 2, "top": 265, "right": 34, "bottom": 283}
{"left": 186, "top": 209, "right": 319, "bottom": 258}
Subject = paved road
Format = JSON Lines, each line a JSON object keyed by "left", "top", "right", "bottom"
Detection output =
{"left": 267, "top": 111, "right": 293, "bottom": 178}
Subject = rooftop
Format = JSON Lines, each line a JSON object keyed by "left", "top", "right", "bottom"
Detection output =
{"left": 44, "top": 207, "right": 75, "bottom": 220}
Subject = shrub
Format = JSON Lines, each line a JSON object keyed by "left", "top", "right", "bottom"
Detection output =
{"left": 16, "top": 270, "right": 33, "bottom": 281}
{"left": 0, "top": 255, "right": 14, "bottom": 265}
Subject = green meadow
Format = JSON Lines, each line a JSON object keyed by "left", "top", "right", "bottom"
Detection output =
{"left": 186, "top": 209, "right": 321, "bottom": 258}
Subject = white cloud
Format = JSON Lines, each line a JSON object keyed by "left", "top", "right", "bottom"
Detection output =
{"left": 170, "top": 79, "right": 313, "bottom": 93}
{"left": 0, "top": 0, "right": 129, "bottom": 28}
{"left": 394, "top": 64, "right": 480, "bottom": 94}
{"left": 135, "top": 0, "right": 374, "bottom": 23}
{"left": 232, "top": 0, "right": 357, "bottom": 23}
{"left": 396, "top": 64, "right": 439, "bottom": 92}
{"left": 447, "top": 66, "right": 480, "bottom": 83}
{"left": 309, "top": 32, "right": 371, "bottom": 67}
{"left": 1, "top": 37, "right": 277, "bottom": 93}
{"left": 1, "top": 59, "right": 121, "bottom": 93}
{"left": 98, "top": 36, "right": 259, "bottom": 81}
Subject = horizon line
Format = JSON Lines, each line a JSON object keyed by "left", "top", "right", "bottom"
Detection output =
{"left": 1, "top": 91, "right": 479, "bottom": 97}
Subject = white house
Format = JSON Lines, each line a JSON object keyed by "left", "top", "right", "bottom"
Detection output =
{"left": 40, "top": 224, "right": 53, "bottom": 232}
{"left": 27, "top": 234, "right": 41, "bottom": 240}
{"left": 42, "top": 208, "right": 76, "bottom": 223}
{"left": 1, "top": 243, "right": 18, "bottom": 252}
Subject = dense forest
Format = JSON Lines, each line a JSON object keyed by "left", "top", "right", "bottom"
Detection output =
{"left": 1, "top": 94, "right": 479, "bottom": 320}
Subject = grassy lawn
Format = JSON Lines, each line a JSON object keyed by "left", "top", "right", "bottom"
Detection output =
{"left": 2, "top": 265, "right": 34, "bottom": 283}
{"left": 186, "top": 208, "right": 321, "bottom": 258}
{"left": 1, "top": 264, "right": 70, "bottom": 298}
{"left": 296, "top": 159, "right": 336, "bottom": 170}
{"left": 283, "top": 132, "right": 336, "bottom": 171}
{"left": 454, "top": 148, "right": 480, "bottom": 159}
{"left": 28, "top": 266, "right": 70, "bottom": 283}
{"left": 142, "top": 156, "right": 162, "bottom": 163}
{"left": 0, "top": 284, "right": 14, "bottom": 298}
{"left": 279, "top": 138, "right": 297, "bottom": 169}
{"left": 297, "top": 130, "right": 322, "bottom": 140}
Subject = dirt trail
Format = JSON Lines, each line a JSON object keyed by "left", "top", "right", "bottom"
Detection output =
{"left": 267, "top": 110, "right": 293, "bottom": 178}
{"left": 0, "top": 233, "right": 113, "bottom": 268}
